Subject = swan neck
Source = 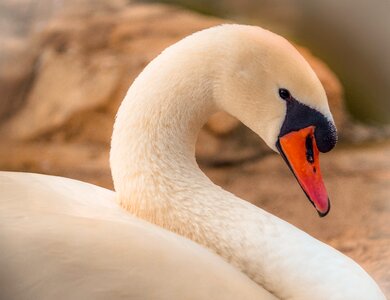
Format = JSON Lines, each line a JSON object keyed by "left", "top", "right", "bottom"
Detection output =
{"left": 110, "top": 46, "right": 219, "bottom": 218}
{"left": 110, "top": 26, "right": 386, "bottom": 299}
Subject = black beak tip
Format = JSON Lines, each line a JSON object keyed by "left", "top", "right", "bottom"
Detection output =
{"left": 317, "top": 199, "right": 331, "bottom": 218}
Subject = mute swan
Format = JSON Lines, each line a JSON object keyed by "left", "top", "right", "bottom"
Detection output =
{"left": 0, "top": 24, "right": 385, "bottom": 300}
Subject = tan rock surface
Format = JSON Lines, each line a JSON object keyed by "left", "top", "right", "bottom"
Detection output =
{"left": 0, "top": 2, "right": 388, "bottom": 297}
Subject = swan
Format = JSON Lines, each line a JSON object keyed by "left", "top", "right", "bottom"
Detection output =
{"left": 0, "top": 24, "right": 385, "bottom": 300}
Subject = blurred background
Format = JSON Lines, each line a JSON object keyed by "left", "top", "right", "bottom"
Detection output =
{"left": 0, "top": 0, "right": 389, "bottom": 296}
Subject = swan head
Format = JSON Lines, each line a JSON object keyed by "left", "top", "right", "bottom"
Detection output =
{"left": 212, "top": 25, "right": 337, "bottom": 216}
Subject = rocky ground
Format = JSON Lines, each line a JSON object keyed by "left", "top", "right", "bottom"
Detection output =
{"left": 0, "top": 1, "right": 389, "bottom": 297}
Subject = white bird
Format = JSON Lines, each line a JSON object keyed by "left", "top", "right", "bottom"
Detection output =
{"left": 0, "top": 24, "right": 385, "bottom": 300}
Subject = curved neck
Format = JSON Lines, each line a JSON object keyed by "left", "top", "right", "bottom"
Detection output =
{"left": 110, "top": 29, "right": 384, "bottom": 300}
{"left": 110, "top": 45, "right": 219, "bottom": 222}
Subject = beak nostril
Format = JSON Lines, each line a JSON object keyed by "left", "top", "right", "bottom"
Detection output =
{"left": 305, "top": 134, "right": 315, "bottom": 164}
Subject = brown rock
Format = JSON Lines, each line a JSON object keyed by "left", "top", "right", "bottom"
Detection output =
{"left": 2, "top": 49, "right": 122, "bottom": 140}
{"left": 0, "top": 36, "right": 36, "bottom": 125}
{"left": 0, "top": 3, "right": 222, "bottom": 143}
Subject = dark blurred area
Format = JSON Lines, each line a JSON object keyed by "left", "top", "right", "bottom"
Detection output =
{"left": 0, "top": 0, "right": 389, "bottom": 296}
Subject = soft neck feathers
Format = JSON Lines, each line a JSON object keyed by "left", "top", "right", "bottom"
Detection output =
{"left": 110, "top": 25, "right": 385, "bottom": 299}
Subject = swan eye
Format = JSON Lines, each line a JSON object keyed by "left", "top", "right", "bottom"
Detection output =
{"left": 278, "top": 88, "right": 292, "bottom": 101}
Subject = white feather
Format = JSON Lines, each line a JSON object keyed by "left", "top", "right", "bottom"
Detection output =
{"left": 0, "top": 24, "right": 385, "bottom": 300}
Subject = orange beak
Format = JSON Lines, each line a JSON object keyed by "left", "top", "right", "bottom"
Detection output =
{"left": 276, "top": 126, "right": 330, "bottom": 217}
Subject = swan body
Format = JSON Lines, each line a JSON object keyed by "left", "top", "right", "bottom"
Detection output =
{"left": 0, "top": 24, "right": 386, "bottom": 299}
{"left": 0, "top": 172, "right": 275, "bottom": 300}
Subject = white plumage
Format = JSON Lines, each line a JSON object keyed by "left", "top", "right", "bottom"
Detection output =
{"left": 0, "top": 25, "right": 385, "bottom": 299}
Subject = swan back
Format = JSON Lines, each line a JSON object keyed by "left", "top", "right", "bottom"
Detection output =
{"left": 0, "top": 172, "right": 276, "bottom": 300}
